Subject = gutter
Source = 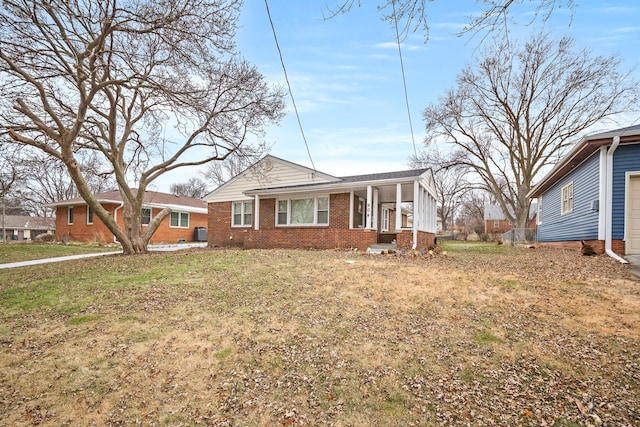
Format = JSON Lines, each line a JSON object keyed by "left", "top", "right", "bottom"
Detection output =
{"left": 604, "top": 135, "right": 628, "bottom": 264}
{"left": 113, "top": 202, "right": 124, "bottom": 244}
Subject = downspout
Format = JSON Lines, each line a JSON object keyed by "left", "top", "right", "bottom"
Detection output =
{"left": 113, "top": 202, "right": 124, "bottom": 244}
{"left": 605, "top": 135, "right": 628, "bottom": 263}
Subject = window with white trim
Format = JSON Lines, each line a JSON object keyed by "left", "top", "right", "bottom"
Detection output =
{"left": 232, "top": 201, "right": 252, "bottom": 227}
{"left": 141, "top": 208, "right": 152, "bottom": 226}
{"left": 381, "top": 207, "right": 390, "bottom": 231}
{"left": 561, "top": 182, "right": 573, "bottom": 215}
{"left": 493, "top": 219, "right": 499, "bottom": 228}
{"left": 537, "top": 199, "right": 542, "bottom": 225}
{"left": 67, "top": 207, "right": 74, "bottom": 225}
{"left": 87, "top": 206, "right": 94, "bottom": 224}
{"left": 170, "top": 211, "right": 190, "bottom": 228}
{"left": 276, "top": 196, "right": 329, "bottom": 226}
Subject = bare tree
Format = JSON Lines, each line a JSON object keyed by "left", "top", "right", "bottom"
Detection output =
{"left": 170, "top": 178, "right": 209, "bottom": 199}
{"left": 423, "top": 32, "right": 640, "bottom": 236}
{"left": 201, "top": 147, "right": 264, "bottom": 189}
{"left": 0, "top": 0, "right": 285, "bottom": 254}
{"left": 16, "top": 150, "right": 115, "bottom": 217}
{"left": 410, "top": 147, "right": 470, "bottom": 231}
{"left": 0, "top": 143, "right": 21, "bottom": 242}
{"left": 324, "top": 0, "right": 574, "bottom": 41}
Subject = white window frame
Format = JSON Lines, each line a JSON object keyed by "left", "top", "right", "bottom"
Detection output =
{"left": 141, "top": 208, "right": 152, "bottom": 226}
{"left": 537, "top": 198, "right": 542, "bottom": 225}
{"left": 493, "top": 219, "right": 499, "bottom": 228}
{"left": 276, "top": 196, "right": 330, "bottom": 226}
{"left": 561, "top": 182, "right": 573, "bottom": 215}
{"left": 86, "top": 206, "right": 94, "bottom": 225}
{"left": 67, "top": 207, "right": 74, "bottom": 225}
{"left": 232, "top": 201, "right": 253, "bottom": 227}
{"left": 381, "top": 207, "right": 390, "bottom": 232}
{"left": 170, "top": 211, "right": 190, "bottom": 228}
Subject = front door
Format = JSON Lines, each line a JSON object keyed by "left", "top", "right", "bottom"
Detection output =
{"left": 626, "top": 175, "right": 640, "bottom": 254}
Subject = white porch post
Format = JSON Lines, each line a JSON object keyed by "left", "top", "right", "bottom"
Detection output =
{"left": 254, "top": 195, "right": 260, "bottom": 230}
{"left": 349, "top": 190, "right": 354, "bottom": 229}
{"left": 395, "top": 183, "right": 402, "bottom": 232}
{"left": 366, "top": 185, "right": 373, "bottom": 229}
{"left": 413, "top": 180, "right": 419, "bottom": 248}
{"left": 373, "top": 188, "right": 379, "bottom": 231}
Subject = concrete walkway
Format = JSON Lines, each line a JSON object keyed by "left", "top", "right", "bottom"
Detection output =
{"left": 0, "top": 242, "right": 207, "bottom": 270}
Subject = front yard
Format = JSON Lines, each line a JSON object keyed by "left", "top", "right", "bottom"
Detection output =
{"left": 0, "top": 243, "right": 638, "bottom": 426}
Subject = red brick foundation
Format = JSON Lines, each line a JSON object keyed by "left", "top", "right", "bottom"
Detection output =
{"left": 536, "top": 239, "right": 625, "bottom": 256}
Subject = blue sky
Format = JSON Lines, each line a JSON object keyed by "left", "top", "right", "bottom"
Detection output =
{"left": 155, "top": 1, "right": 640, "bottom": 190}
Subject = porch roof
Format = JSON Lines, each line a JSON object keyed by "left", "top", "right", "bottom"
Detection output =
{"left": 244, "top": 168, "right": 433, "bottom": 202}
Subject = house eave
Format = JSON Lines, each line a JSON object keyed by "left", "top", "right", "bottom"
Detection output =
{"left": 244, "top": 175, "right": 428, "bottom": 197}
{"left": 529, "top": 128, "right": 640, "bottom": 198}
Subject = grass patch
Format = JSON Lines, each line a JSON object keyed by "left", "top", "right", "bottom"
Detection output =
{"left": 473, "top": 329, "right": 502, "bottom": 345}
{"left": 0, "top": 242, "right": 118, "bottom": 264}
{"left": 441, "top": 240, "right": 509, "bottom": 254}
{"left": 66, "top": 314, "right": 100, "bottom": 325}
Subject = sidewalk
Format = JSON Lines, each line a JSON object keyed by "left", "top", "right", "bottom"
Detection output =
{"left": 0, "top": 242, "right": 207, "bottom": 270}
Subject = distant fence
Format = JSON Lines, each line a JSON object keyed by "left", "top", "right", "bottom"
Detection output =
{"left": 501, "top": 228, "right": 537, "bottom": 245}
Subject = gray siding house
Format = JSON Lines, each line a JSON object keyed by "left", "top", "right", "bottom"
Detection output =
{"left": 529, "top": 125, "right": 640, "bottom": 262}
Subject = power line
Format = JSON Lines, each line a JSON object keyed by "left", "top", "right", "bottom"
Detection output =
{"left": 392, "top": 0, "right": 419, "bottom": 158}
{"left": 264, "top": 0, "right": 316, "bottom": 171}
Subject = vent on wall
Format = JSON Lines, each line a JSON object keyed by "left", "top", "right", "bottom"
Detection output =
{"left": 591, "top": 200, "right": 599, "bottom": 211}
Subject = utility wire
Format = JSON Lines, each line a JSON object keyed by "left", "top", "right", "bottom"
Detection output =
{"left": 264, "top": 0, "right": 316, "bottom": 171}
{"left": 392, "top": 0, "right": 418, "bottom": 158}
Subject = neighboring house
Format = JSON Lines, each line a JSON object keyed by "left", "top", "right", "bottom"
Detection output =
{"left": 528, "top": 124, "right": 640, "bottom": 260}
{"left": 0, "top": 215, "right": 55, "bottom": 241}
{"left": 46, "top": 190, "right": 208, "bottom": 244}
{"left": 483, "top": 203, "right": 537, "bottom": 235}
{"left": 204, "top": 155, "right": 438, "bottom": 251}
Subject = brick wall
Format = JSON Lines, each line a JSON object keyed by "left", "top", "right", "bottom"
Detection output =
{"left": 56, "top": 204, "right": 207, "bottom": 244}
{"left": 208, "top": 201, "right": 247, "bottom": 247}
{"left": 396, "top": 230, "right": 436, "bottom": 252}
{"left": 536, "top": 239, "right": 625, "bottom": 256}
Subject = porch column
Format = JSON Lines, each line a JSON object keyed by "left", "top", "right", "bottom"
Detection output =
{"left": 254, "top": 195, "right": 260, "bottom": 230}
{"left": 373, "top": 188, "right": 379, "bottom": 231}
{"left": 349, "top": 190, "right": 354, "bottom": 229}
{"left": 395, "top": 183, "right": 402, "bottom": 231}
{"left": 366, "top": 185, "right": 373, "bottom": 229}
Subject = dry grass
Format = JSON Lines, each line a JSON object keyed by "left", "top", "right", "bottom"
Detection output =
{"left": 0, "top": 244, "right": 639, "bottom": 426}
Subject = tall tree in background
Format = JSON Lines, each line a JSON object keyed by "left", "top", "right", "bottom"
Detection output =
{"left": 325, "top": 0, "right": 575, "bottom": 40}
{"left": 15, "top": 151, "right": 115, "bottom": 217}
{"left": 0, "top": 0, "right": 285, "bottom": 254}
{"left": 422, "top": 32, "right": 639, "bottom": 236}
{"left": 409, "top": 147, "right": 470, "bottom": 231}
{"left": 170, "top": 178, "right": 209, "bottom": 200}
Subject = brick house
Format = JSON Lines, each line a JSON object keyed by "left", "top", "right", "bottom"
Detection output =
{"left": 47, "top": 190, "right": 208, "bottom": 244}
{"left": 204, "top": 155, "right": 438, "bottom": 251}
{"left": 483, "top": 203, "right": 537, "bottom": 235}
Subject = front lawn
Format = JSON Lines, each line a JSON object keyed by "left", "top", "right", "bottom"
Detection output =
{"left": 0, "top": 246, "right": 638, "bottom": 426}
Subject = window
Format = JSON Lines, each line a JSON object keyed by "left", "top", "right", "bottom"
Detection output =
{"left": 141, "top": 208, "right": 152, "bottom": 226}
{"left": 87, "top": 206, "right": 94, "bottom": 224}
{"left": 232, "top": 201, "right": 252, "bottom": 227}
{"left": 170, "top": 211, "right": 190, "bottom": 228}
{"left": 381, "top": 208, "right": 389, "bottom": 231}
{"left": 561, "top": 182, "right": 573, "bottom": 215}
{"left": 493, "top": 220, "right": 499, "bottom": 228}
{"left": 537, "top": 199, "right": 542, "bottom": 225}
{"left": 67, "top": 207, "right": 74, "bottom": 225}
{"left": 276, "top": 196, "right": 329, "bottom": 226}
